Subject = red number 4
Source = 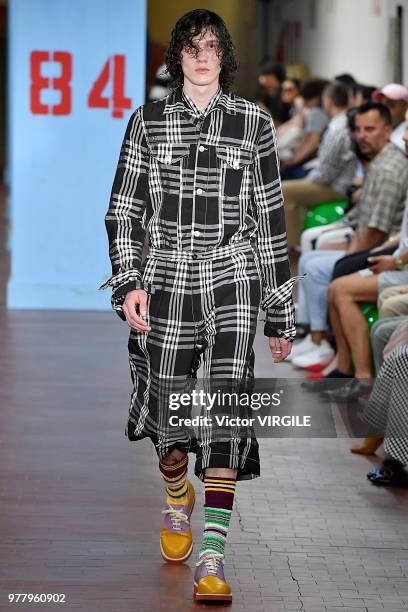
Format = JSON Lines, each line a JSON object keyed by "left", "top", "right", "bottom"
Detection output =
{"left": 88, "top": 55, "right": 132, "bottom": 119}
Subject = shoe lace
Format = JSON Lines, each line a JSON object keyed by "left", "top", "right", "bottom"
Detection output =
{"left": 161, "top": 507, "right": 189, "bottom": 531}
{"left": 196, "top": 553, "right": 224, "bottom": 573}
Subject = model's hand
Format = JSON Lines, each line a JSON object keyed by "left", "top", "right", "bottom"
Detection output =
{"left": 122, "top": 289, "right": 151, "bottom": 332}
{"left": 269, "top": 337, "right": 292, "bottom": 363}
{"left": 367, "top": 255, "right": 397, "bottom": 273}
{"left": 399, "top": 287, "right": 408, "bottom": 294}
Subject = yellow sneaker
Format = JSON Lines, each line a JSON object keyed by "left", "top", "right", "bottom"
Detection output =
{"left": 160, "top": 481, "right": 195, "bottom": 563}
{"left": 193, "top": 553, "right": 232, "bottom": 602}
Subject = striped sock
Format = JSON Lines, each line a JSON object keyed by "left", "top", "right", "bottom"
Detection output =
{"left": 159, "top": 455, "right": 189, "bottom": 506}
{"left": 199, "top": 476, "right": 236, "bottom": 559}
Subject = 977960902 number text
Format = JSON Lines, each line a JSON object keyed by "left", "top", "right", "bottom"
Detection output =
{"left": 8, "top": 593, "right": 66, "bottom": 604}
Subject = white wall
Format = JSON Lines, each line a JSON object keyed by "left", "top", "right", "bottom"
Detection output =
{"left": 274, "top": 0, "right": 408, "bottom": 86}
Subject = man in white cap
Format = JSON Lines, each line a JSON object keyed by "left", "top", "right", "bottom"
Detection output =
{"left": 373, "top": 83, "right": 408, "bottom": 151}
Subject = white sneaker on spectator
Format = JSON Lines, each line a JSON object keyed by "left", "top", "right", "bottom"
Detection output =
{"left": 288, "top": 334, "right": 314, "bottom": 362}
{"left": 291, "top": 340, "right": 335, "bottom": 371}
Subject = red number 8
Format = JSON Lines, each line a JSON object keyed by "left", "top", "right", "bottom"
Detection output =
{"left": 30, "top": 51, "right": 72, "bottom": 115}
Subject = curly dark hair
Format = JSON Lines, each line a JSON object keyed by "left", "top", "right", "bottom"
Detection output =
{"left": 165, "top": 9, "right": 238, "bottom": 90}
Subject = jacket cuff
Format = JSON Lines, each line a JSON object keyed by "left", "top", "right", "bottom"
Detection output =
{"left": 263, "top": 299, "right": 296, "bottom": 341}
{"left": 99, "top": 272, "right": 156, "bottom": 297}
{"left": 112, "top": 279, "right": 156, "bottom": 299}
{"left": 264, "top": 321, "right": 296, "bottom": 341}
{"left": 260, "top": 274, "right": 305, "bottom": 311}
{"left": 99, "top": 268, "right": 156, "bottom": 292}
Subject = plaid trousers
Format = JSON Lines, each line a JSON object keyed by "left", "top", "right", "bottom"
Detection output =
{"left": 360, "top": 345, "right": 408, "bottom": 466}
{"left": 126, "top": 242, "right": 261, "bottom": 481}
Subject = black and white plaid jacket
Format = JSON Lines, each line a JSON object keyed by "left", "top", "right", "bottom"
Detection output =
{"left": 101, "top": 86, "right": 300, "bottom": 340}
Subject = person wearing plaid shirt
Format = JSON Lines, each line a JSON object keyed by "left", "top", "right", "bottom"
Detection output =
{"left": 282, "top": 81, "right": 356, "bottom": 248}
{"left": 100, "top": 9, "right": 300, "bottom": 601}
{"left": 294, "top": 103, "right": 408, "bottom": 374}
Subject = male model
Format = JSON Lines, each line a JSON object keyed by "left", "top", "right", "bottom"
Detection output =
{"left": 101, "top": 8, "right": 298, "bottom": 602}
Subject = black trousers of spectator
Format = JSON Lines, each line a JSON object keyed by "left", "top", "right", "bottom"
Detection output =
{"left": 331, "top": 246, "right": 397, "bottom": 280}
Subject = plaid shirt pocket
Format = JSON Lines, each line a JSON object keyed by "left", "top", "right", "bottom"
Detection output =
{"left": 149, "top": 142, "right": 190, "bottom": 194}
{"left": 216, "top": 146, "right": 254, "bottom": 198}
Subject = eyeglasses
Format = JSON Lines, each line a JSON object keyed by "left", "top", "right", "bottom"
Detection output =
{"left": 282, "top": 86, "right": 296, "bottom": 93}
{"left": 184, "top": 40, "right": 220, "bottom": 57}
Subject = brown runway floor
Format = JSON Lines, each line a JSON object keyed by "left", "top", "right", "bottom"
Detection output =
{"left": 1, "top": 311, "right": 408, "bottom": 612}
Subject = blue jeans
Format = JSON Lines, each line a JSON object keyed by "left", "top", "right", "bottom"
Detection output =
{"left": 297, "top": 250, "right": 345, "bottom": 331}
{"left": 280, "top": 163, "right": 310, "bottom": 181}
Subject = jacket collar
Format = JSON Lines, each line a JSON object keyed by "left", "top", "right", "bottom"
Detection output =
{"left": 163, "top": 85, "right": 236, "bottom": 116}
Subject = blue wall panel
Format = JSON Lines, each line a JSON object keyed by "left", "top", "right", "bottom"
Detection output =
{"left": 8, "top": 0, "right": 146, "bottom": 309}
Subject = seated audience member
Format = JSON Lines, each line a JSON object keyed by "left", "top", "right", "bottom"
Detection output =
{"left": 334, "top": 72, "right": 356, "bottom": 87}
{"left": 303, "top": 178, "right": 362, "bottom": 252}
{"left": 350, "top": 286, "right": 408, "bottom": 456}
{"left": 349, "top": 83, "right": 377, "bottom": 106}
{"left": 369, "top": 285, "right": 408, "bottom": 375}
{"left": 326, "top": 202, "right": 408, "bottom": 399}
{"left": 257, "top": 92, "right": 287, "bottom": 126}
{"left": 378, "top": 285, "right": 408, "bottom": 317}
{"left": 256, "top": 62, "right": 287, "bottom": 125}
{"left": 330, "top": 233, "right": 400, "bottom": 281}
{"left": 373, "top": 83, "right": 408, "bottom": 151}
{"left": 279, "top": 79, "right": 329, "bottom": 181}
{"left": 281, "top": 77, "right": 301, "bottom": 118}
{"left": 292, "top": 104, "right": 408, "bottom": 370}
{"left": 298, "top": 228, "right": 399, "bottom": 341}
{"left": 334, "top": 73, "right": 358, "bottom": 107}
{"left": 359, "top": 340, "right": 408, "bottom": 487}
{"left": 335, "top": 76, "right": 376, "bottom": 108}
{"left": 258, "top": 62, "right": 286, "bottom": 97}
{"left": 334, "top": 73, "right": 377, "bottom": 108}
{"left": 334, "top": 74, "right": 377, "bottom": 107}
{"left": 348, "top": 83, "right": 366, "bottom": 107}
{"left": 334, "top": 73, "right": 357, "bottom": 86}
{"left": 282, "top": 81, "right": 355, "bottom": 248}
{"left": 360, "top": 84, "right": 378, "bottom": 102}
{"left": 276, "top": 78, "right": 303, "bottom": 157}
{"left": 300, "top": 107, "right": 370, "bottom": 253}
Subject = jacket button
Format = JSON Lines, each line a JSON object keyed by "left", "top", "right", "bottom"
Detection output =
{"left": 192, "top": 253, "right": 198, "bottom": 259}
{"left": 193, "top": 230, "right": 201, "bottom": 237}
{"left": 196, "top": 188, "right": 203, "bottom": 195}
{"left": 199, "top": 145, "right": 205, "bottom": 152}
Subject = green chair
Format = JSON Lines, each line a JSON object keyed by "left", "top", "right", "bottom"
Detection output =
{"left": 303, "top": 200, "right": 348, "bottom": 231}
{"left": 359, "top": 302, "right": 379, "bottom": 331}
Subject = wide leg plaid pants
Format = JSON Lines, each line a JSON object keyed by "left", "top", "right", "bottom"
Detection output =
{"left": 125, "top": 242, "right": 262, "bottom": 481}
{"left": 360, "top": 345, "right": 408, "bottom": 465}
